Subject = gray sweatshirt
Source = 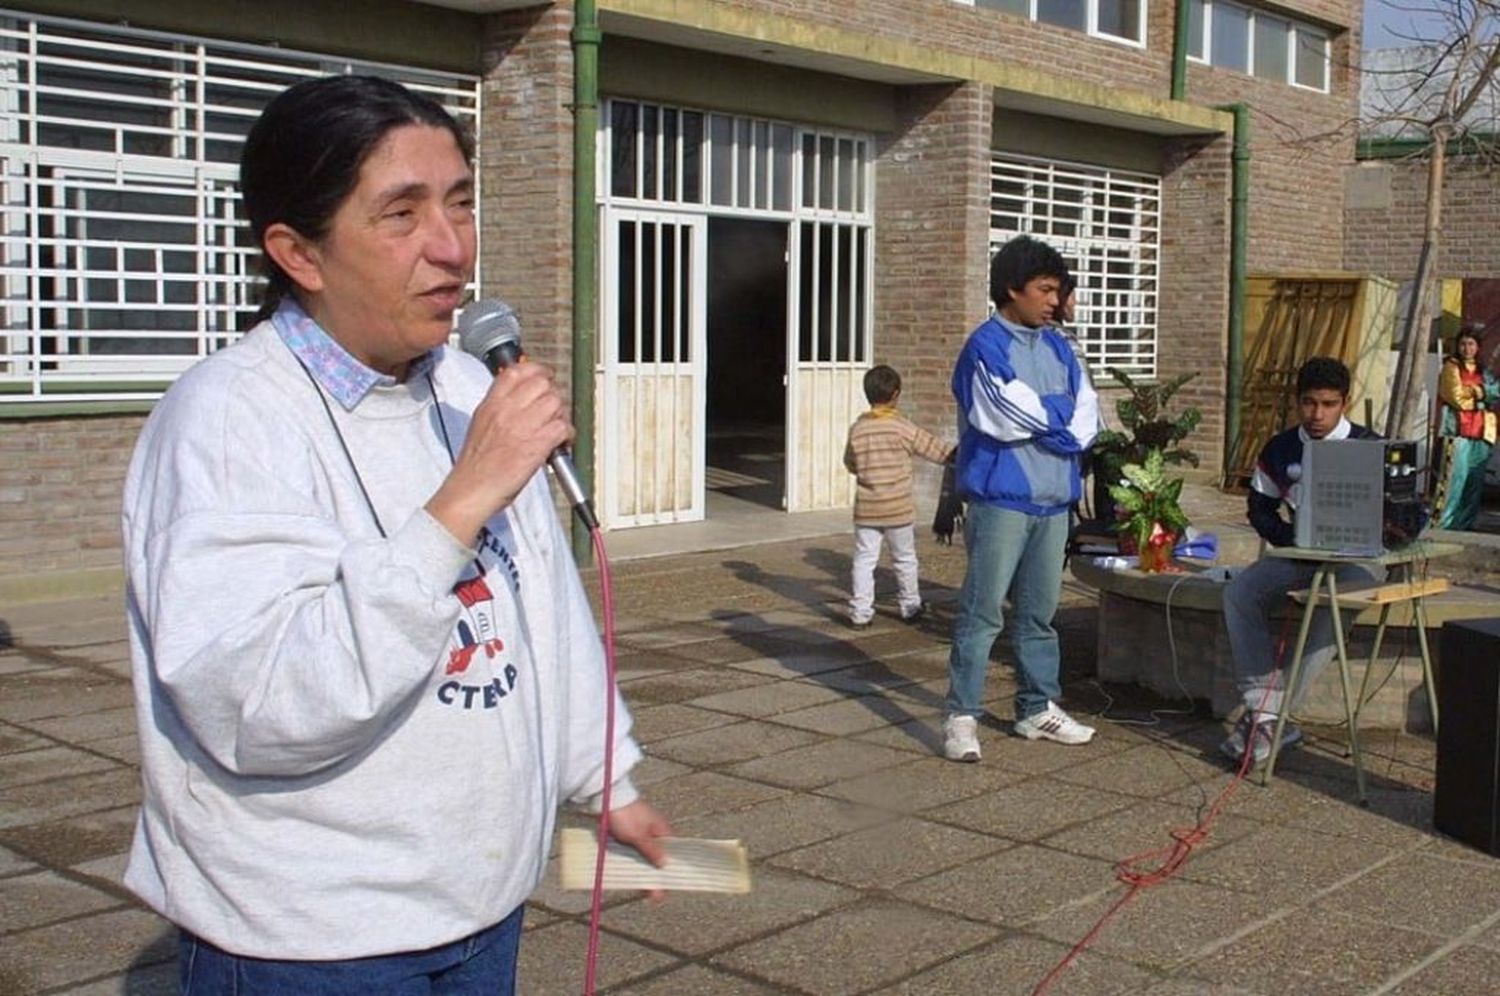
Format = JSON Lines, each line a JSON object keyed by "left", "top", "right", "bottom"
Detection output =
{"left": 121, "top": 321, "right": 640, "bottom": 959}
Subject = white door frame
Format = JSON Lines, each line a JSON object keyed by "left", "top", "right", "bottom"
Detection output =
{"left": 599, "top": 205, "right": 708, "bottom": 528}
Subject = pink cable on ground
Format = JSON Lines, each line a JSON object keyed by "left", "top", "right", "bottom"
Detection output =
{"left": 582, "top": 526, "right": 618, "bottom": 996}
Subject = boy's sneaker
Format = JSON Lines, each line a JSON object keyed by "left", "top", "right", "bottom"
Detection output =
{"left": 942, "top": 714, "right": 982, "bottom": 762}
{"left": 1219, "top": 712, "right": 1303, "bottom": 767}
{"left": 1013, "top": 703, "right": 1095, "bottom": 745}
{"left": 848, "top": 615, "right": 873, "bottom": 630}
{"left": 900, "top": 603, "right": 927, "bottom": 622}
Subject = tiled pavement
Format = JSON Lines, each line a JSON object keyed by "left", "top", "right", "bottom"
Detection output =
{"left": 3, "top": 510, "right": 1499, "bottom": 994}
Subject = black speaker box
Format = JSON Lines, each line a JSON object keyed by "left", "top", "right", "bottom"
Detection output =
{"left": 1435, "top": 618, "right": 1500, "bottom": 856}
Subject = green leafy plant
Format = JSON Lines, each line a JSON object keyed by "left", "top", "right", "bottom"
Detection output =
{"left": 1091, "top": 368, "right": 1203, "bottom": 524}
{"left": 1108, "top": 448, "right": 1190, "bottom": 552}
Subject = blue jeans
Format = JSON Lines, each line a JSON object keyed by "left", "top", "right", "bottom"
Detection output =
{"left": 179, "top": 905, "right": 524, "bottom": 995}
{"left": 947, "top": 503, "right": 1068, "bottom": 720}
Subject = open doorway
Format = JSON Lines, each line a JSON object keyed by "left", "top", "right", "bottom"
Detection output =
{"left": 706, "top": 218, "right": 788, "bottom": 511}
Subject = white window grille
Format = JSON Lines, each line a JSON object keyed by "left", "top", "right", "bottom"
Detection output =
{"left": 989, "top": 153, "right": 1161, "bottom": 377}
{"left": 0, "top": 11, "right": 480, "bottom": 404}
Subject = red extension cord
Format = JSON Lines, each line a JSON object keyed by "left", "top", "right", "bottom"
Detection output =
{"left": 583, "top": 527, "right": 618, "bottom": 996}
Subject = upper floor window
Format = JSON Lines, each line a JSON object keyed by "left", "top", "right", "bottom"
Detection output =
{"left": 961, "top": 0, "right": 1147, "bottom": 47}
{"left": 1188, "top": 0, "right": 1330, "bottom": 92}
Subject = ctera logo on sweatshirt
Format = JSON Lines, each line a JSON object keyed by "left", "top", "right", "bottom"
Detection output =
{"left": 437, "top": 574, "right": 521, "bottom": 710}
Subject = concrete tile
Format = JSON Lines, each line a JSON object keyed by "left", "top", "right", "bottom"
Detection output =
{"left": 769, "top": 695, "right": 936, "bottom": 737}
{"left": 86, "top": 733, "right": 142, "bottom": 767}
{"left": 57, "top": 640, "right": 132, "bottom": 665}
{"left": 0, "top": 769, "right": 142, "bottom": 831}
{"left": 898, "top": 844, "right": 1117, "bottom": 927}
{"left": 1031, "top": 879, "right": 1283, "bottom": 969}
{"left": 722, "top": 644, "right": 873, "bottom": 680}
{"left": 820, "top": 756, "right": 1025, "bottom": 815}
{"left": 647, "top": 720, "right": 820, "bottom": 767}
{"left": 1388, "top": 943, "right": 1500, "bottom": 994}
{"left": 60, "top": 959, "right": 179, "bottom": 996}
{"left": 710, "top": 898, "right": 999, "bottom": 995}
{"left": 0, "top": 668, "right": 134, "bottom": 723}
{"left": 1053, "top": 744, "right": 1229, "bottom": 799}
{"left": 628, "top": 754, "right": 693, "bottom": 788}
{"left": 876, "top": 932, "right": 1158, "bottom": 995}
{"left": 514, "top": 920, "right": 679, "bottom": 993}
{"left": 627, "top": 699, "right": 732, "bottom": 747}
{"left": 1314, "top": 853, "right": 1500, "bottom": 937}
{"left": 724, "top": 739, "right": 912, "bottom": 790}
{"left": 0, "top": 654, "right": 52, "bottom": 676}
{"left": 600, "top": 867, "right": 858, "bottom": 956}
{"left": 11, "top": 619, "right": 128, "bottom": 650}
{"left": 1137, "top": 980, "right": 1261, "bottom": 995}
{"left": 0, "top": 724, "right": 53, "bottom": 756}
{"left": 72, "top": 850, "right": 130, "bottom": 887}
{"left": 685, "top": 680, "right": 848, "bottom": 719}
{"left": 22, "top": 704, "right": 139, "bottom": 745}
{"left": 616, "top": 621, "right": 730, "bottom": 651}
{"left": 768, "top": 816, "right": 1009, "bottom": 889}
{"left": 975, "top": 736, "right": 1103, "bottom": 777}
{"left": 0, "top": 745, "right": 121, "bottom": 788}
{"left": 618, "top": 668, "right": 775, "bottom": 707}
{"left": 610, "top": 963, "right": 785, "bottom": 995}
{"left": 1178, "top": 825, "right": 1403, "bottom": 902}
{"left": 1185, "top": 910, "right": 1443, "bottom": 995}
{"left": 926, "top": 780, "right": 1136, "bottom": 841}
{"left": 0, "top": 869, "right": 124, "bottom": 931}
{"left": 1040, "top": 799, "right": 1260, "bottom": 863}
{"left": 802, "top": 660, "right": 929, "bottom": 694}
{"left": 852, "top": 715, "right": 947, "bottom": 756}
{"left": 636, "top": 772, "right": 788, "bottom": 820}
{"left": 2, "top": 908, "right": 174, "bottom": 993}
{"left": 0, "top": 843, "right": 37, "bottom": 878}
{"left": 672, "top": 792, "right": 883, "bottom": 860}
{"left": 0, "top": 804, "right": 140, "bottom": 867}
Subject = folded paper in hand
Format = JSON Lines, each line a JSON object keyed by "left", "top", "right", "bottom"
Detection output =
{"left": 559, "top": 828, "right": 751, "bottom": 894}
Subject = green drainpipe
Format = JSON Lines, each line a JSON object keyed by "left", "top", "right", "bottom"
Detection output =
{"left": 1218, "top": 102, "right": 1250, "bottom": 479}
{"left": 1171, "top": 0, "right": 1191, "bottom": 101}
{"left": 571, "top": 0, "right": 601, "bottom": 561}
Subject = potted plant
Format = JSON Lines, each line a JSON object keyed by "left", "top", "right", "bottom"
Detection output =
{"left": 1108, "top": 448, "right": 1191, "bottom": 573}
{"left": 1090, "top": 368, "right": 1203, "bottom": 525}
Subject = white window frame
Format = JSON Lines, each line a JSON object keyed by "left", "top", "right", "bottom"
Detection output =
{"left": 1186, "top": 0, "right": 1330, "bottom": 93}
{"left": 952, "top": 0, "right": 1148, "bottom": 49}
{"left": 0, "top": 10, "right": 481, "bottom": 405}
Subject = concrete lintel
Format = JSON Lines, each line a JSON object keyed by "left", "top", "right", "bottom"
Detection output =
{"left": 600, "top": 0, "right": 1229, "bottom": 136}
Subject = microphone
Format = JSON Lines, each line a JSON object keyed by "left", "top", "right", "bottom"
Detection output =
{"left": 457, "top": 299, "right": 599, "bottom": 530}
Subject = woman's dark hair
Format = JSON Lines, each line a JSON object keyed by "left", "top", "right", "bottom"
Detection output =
{"left": 989, "top": 235, "right": 1069, "bottom": 310}
{"left": 1451, "top": 324, "right": 1482, "bottom": 359}
{"left": 1295, "top": 356, "right": 1351, "bottom": 398}
{"left": 240, "top": 75, "right": 475, "bottom": 321}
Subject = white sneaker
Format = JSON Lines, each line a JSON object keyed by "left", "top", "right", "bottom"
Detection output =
{"left": 1014, "top": 703, "right": 1095, "bottom": 745}
{"left": 942, "top": 714, "right": 982, "bottom": 762}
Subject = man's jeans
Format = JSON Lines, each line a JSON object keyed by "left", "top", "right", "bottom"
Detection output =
{"left": 1223, "top": 555, "right": 1384, "bottom": 716}
{"left": 947, "top": 503, "right": 1069, "bottom": 721}
{"left": 179, "top": 904, "right": 524, "bottom": 995}
{"left": 849, "top": 523, "right": 921, "bottom": 623}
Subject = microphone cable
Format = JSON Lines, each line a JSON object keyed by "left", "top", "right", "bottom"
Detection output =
{"left": 583, "top": 524, "right": 618, "bottom": 996}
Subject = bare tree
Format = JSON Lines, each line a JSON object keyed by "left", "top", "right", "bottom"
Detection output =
{"left": 1363, "top": 0, "right": 1500, "bottom": 440}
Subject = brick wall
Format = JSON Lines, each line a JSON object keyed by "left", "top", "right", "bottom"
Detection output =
{"left": 0, "top": 415, "right": 143, "bottom": 580}
{"left": 872, "top": 82, "right": 993, "bottom": 439}
{"left": 479, "top": 3, "right": 577, "bottom": 379}
{"left": 1345, "top": 157, "right": 1500, "bottom": 280}
{"left": 1158, "top": 135, "right": 1233, "bottom": 475}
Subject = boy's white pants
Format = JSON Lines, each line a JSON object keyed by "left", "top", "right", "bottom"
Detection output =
{"left": 850, "top": 523, "right": 921, "bottom": 624}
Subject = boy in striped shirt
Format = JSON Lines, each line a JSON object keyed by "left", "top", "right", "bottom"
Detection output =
{"left": 843, "top": 365, "right": 955, "bottom": 628}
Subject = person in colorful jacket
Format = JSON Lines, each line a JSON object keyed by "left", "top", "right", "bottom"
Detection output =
{"left": 942, "top": 236, "right": 1100, "bottom": 763}
{"left": 1436, "top": 326, "right": 1498, "bottom": 531}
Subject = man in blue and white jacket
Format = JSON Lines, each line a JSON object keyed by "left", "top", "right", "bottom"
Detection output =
{"left": 943, "top": 236, "right": 1100, "bottom": 763}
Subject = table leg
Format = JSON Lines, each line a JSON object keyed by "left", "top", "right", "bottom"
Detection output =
{"left": 1355, "top": 603, "right": 1392, "bottom": 729}
{"left": 1324, "top": 571, "right": 1367, "bottom": 803}
{"left": 1413, "top": 596, "right": 1438, "bottom": 734}
{"left": 1262, "top": 566, "right": 1325, "bottom": 787}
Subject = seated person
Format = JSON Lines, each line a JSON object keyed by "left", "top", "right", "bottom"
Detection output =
{"left": 1220, "top": 357, "right": 1384, "bottom": 766}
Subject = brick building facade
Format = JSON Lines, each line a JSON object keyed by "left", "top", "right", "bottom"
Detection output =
{"left": 1, "top": 0, "right": 1362, "bottom": 593}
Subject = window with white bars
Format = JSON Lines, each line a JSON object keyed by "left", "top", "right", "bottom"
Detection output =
{"left": 989, "top": 153, "right": 1161, "bottom": 376}
{"left": 0, "top": 12, "right": 480, "bottom": 404}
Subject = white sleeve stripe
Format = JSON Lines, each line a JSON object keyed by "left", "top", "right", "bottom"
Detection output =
{"left": 974, "top": 360, "right": 1051, "bottom": 434}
